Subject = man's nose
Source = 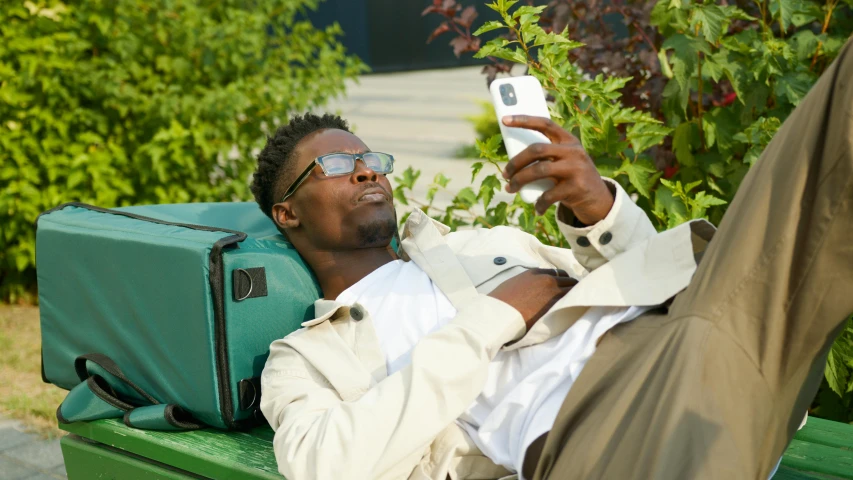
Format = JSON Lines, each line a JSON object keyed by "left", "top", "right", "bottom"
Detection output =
{"left": 351, "top": 159, "right": 379, "bottom": 183}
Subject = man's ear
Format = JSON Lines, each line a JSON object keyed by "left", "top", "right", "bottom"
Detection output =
{"left": 272, "top": 202, "right": 300, "bottom": 231}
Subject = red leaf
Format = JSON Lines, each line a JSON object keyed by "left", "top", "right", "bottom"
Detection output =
{"left": 455, "top": 6, "right": 478, "bottom": 28}
{"left": 422, "top": 1, "right": 443, "bottom": 16}
{"left": 449, "top": 36, "right": 477, "bottom": 57}
{"left": 427, "top": 22, "right": 451, "bottom": 43}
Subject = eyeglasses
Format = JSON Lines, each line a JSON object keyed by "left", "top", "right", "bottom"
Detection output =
{"left": 280, "top": 152, "right": 395, "bottom": 203}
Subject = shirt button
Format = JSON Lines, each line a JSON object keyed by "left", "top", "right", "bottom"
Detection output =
{"left": 350, "top": 306, "right": 364, "bottom": 321}
{"left": 493, "top": 256, "right": 507, "bottom": 265}
{"left": 576, "top": 236, "right": 591, "bottom": 247}
{"left": 600, "top": 232, "right": 613, "bottom": 245}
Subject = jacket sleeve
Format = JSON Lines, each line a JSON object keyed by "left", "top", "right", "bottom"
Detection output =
{"left": 260, "top": 295, "right": 525, "bottom": 480}
{"left": 555, "top": 177, "right": 658, "bottom": 272}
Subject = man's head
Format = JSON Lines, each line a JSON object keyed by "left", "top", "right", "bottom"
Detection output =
{"left": 251, "top": 113, "right": 396, "bottom": 254}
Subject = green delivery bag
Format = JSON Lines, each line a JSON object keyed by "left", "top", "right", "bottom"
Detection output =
{"left": 36, "top": 202, "right": 321, "bottom": 430}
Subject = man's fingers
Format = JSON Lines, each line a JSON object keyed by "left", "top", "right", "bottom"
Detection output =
{"left": 534, "top": 182, "right": 577, "bottom": 215}
{"left": 503, "top": 143, "right": 575, "bottom": 181}
{"left": 505, "top": 146, "right": 587, "bottom": 192}
{"left": 502, "top": 115, "right": 578, "bottom": 145}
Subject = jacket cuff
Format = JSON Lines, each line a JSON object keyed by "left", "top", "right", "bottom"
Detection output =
{"left": 556, "top": 177, "right": 657, "bottom": 270}
{"left": 451, "top": 295, "right": 526, "bottom": 358}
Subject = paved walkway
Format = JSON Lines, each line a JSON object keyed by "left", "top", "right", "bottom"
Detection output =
{"left": 3, "top": 67, "right": 500, "bottom": 479}
{"left": 0, "top": 414, "right": 65, "bottom": 479}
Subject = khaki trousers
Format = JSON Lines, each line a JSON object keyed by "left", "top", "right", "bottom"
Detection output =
{"left": 530, "top": 37, "right": 853, "bottom": 480}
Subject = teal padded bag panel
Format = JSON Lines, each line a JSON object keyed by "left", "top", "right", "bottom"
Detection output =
{"left": 37, "top": 202, "right": 321, "bottom": 429}
{"left": 222, "top": 238, "right": 321, "bottom": 423}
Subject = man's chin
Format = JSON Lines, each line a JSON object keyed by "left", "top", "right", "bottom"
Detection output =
{"left": 356, "top": 217, "right": 398, "bottom": 248}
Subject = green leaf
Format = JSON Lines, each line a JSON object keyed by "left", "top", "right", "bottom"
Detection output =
{"left": 478, "top": 174, "right": 502, "bottom": 209}
{"left": 473, "top": 38, "right": 511, "bottom": 59}
{"left": 533, "top": 31, "right": 581, "bottom": 48}
{"left": 654, "top": 184, "right": 689, "bottom": 229}
{"left": 825, "top": 317, "right": 853, "bottom": 396}
{"left": 658, "top": 49, "right": 674, "bottom": 79}
{"left": 627, "top": 122, "right": 672, "bottom": 155}
{"left": 473, "top": 21, "right": 506, "bottom": 36}
{"left": 690, "top": 4, "right": 727, "bottom": 44}
{"left": 393, "top": 186, "right": 408, "bottom": 205}
{"left": 619, "top": 157, "right": 659, "bottom": 199}
{"left": 484, "top": 46, "right": 528, "bottom": 64}
{"left": 434, "top": 173, "right": 450, "bottom": 188}
{"left": 775, "top": 71, "right": 815, "bottom": 106}
{"left": 790, "top": 30, "right": 820, "bottom": 62}
{"left": 470, "top": 162, "right": 484, "bottom": 184}
{"left": 673, "top": 122, "right": 697, "bottom": 167}
{"left": 454, "top": 187, "right": 478, "bottom": 208}
{"left": 512, "top": 5, "right": 547, "bottom": 19}
{"left": 770, "top": 0, "right": 811, "bottom": 31}
{"left": 662, "top": 34, "right": 712, "bottom": 92}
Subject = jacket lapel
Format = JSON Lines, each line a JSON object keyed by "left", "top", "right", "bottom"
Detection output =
{"left": 286, "top": 316, "right": 375, "bottom": 401}
{"left": 400, "top": 209, "right": 479, "bottom": 310}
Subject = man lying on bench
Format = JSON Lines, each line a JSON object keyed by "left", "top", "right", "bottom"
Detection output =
{"left": 251, "top": 39, "right": 853, "bottom": 480}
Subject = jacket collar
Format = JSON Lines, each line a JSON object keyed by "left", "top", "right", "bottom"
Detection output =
{"left": 398, "top": 209, "right": 479, "bottom": 309}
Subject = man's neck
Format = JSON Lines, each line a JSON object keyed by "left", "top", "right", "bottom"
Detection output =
{"left": 305, "top": 247, "right": 398, "bottom": 300}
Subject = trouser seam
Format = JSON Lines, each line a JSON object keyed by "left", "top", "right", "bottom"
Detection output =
{"left": 782, "top": 149, "right": 852, "bottom": 315}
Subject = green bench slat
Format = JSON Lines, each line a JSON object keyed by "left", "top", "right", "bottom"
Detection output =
{"left": 59, "top": 417, "right": 853, "bottom": 479}
{"left": 772, "top": 464, "right": 843, "bottom": 480}
{"left": 780, "top": 437, "right": 853, "bottom": 479}
{"left": 60, "top": 420, "right": 282, "bottom": 479}
{"left": 61, "top": 434, "right": 196, "bottom": 479}
{"left": 790, "top": 417, "right": 853, "bottom": 451}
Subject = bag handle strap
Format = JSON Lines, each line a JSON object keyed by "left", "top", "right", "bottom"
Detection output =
{"left": 58, "top": 353, "right": 203, "bottom": 430}
{"left": 74, "top": 353, "right": 159, "bottom": 405}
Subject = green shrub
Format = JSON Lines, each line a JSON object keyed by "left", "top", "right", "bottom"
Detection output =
{"left": 400, "top": 0, "right": 853, "bottom": 420}
{"left": 0, "top": 0, "right": 367, "bottom": 302}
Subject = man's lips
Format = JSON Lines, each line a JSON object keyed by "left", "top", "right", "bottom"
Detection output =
{"left": 356, "top": 186, "right": 390, "bottom": 203}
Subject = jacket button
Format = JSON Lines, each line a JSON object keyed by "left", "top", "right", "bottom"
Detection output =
{"left": 600, "top": 232, "right": 613, "bottom": 245}
{"left": 350, "top": 306, "right": 364, "bottom": 321}
{"left": 577, "top": 236, "right": 591, "bottom": 247}
{"left": 493, "top": 256, "right": 507, "bottom": 265}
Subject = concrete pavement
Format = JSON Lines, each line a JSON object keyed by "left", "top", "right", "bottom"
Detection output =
{"left": 0, "top": 414, "right": 65, "bottom": 480}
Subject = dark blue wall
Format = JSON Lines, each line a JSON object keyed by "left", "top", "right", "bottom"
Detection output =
{"left": 306, "top": 0, "right": 497, "bottom": 73}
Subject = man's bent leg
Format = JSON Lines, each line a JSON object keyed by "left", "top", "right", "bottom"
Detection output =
{"left": 533, "top": 36, "right": 853, "bottom": 480}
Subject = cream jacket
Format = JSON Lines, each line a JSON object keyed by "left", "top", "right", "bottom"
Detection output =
{"left": 260, "top": 179, "right": 715, "bottom": 480}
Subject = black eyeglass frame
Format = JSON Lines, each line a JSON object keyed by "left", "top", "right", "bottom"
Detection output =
{"left": 279, "top": 152, "right": 395, "bottom": 203}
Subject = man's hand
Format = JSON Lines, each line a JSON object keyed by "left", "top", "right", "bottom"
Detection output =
{"left": 501, "top": 115, "right": 614, "bottom": 223}
{"left": 488, "top": 268, "right": 577, "bottom": 331}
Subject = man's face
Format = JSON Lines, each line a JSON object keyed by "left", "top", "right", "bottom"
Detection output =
{"left": 272, "top": 129, "right": 397, "bottom": 251}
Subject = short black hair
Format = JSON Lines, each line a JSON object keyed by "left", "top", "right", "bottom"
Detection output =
{"left": 251, "top": 113, "right": 350, "bottom": 219}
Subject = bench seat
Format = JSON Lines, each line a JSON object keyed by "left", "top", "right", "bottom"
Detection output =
{"left": 59, "top": 417, "right": 853, "bottom": 479}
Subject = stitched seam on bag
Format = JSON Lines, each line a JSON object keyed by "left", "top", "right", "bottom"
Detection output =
{"left": 40, "top": 221, "right": 228, "bottom": 246}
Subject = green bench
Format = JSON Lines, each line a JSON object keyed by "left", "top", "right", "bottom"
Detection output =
{"left": 59, "top": 417, "right": 853, "bottom": 479}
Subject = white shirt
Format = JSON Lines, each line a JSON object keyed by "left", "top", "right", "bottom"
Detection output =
{"left": 336, "top": 260, "right": 651, "bottom": 477}
{"left": 336, "top": 260, "right": 455, "bottom": 375}
{"left": 458, "top": 305, "right": 652, "bottom": 475}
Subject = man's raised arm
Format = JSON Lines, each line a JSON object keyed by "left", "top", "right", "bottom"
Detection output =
{"left": 501, "top": 115, "right": 658, "bottom": 273}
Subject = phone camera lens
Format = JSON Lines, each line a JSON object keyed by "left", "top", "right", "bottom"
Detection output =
{"left": 500, "top": 84, "right": 517, "bottom": 106}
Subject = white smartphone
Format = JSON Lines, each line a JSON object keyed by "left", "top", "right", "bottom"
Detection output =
{"left": 489, "top": 75, "right": 556, "bottom": 204}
